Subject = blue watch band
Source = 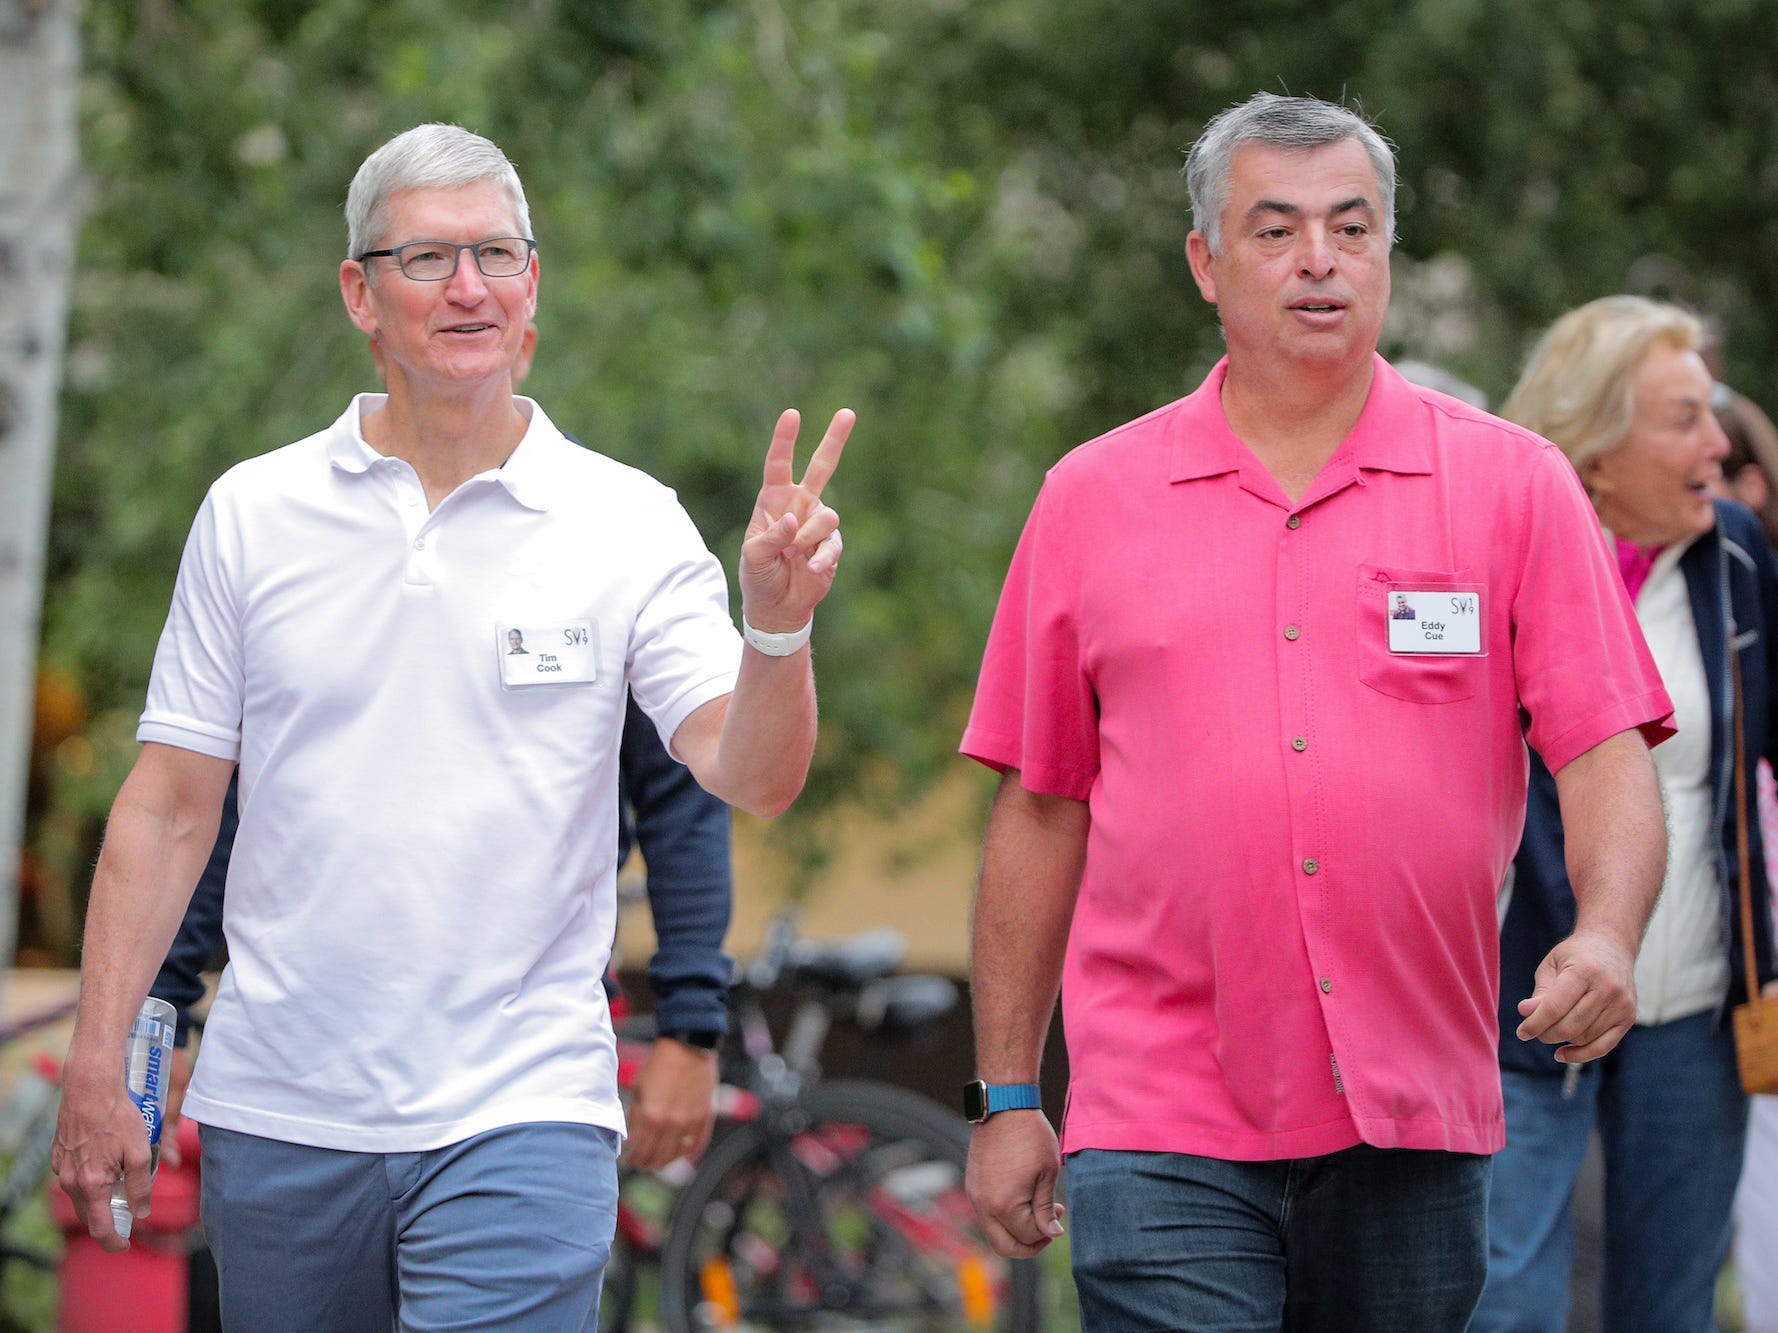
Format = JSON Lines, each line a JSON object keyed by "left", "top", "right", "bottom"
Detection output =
{"left": 986, "top": 1083, "right": 1042, "bottom": 1114}
{"left": 964, "top": 1079, "right": 1043, "bottom": 1122}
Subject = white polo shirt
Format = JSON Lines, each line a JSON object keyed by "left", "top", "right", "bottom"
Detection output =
{"left": 141, "top": 394, "right": 742, "bottom": 1151}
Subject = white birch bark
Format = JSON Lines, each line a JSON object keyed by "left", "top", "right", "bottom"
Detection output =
{"left": 0, "top": 0, "right": 81, "bottom": 980}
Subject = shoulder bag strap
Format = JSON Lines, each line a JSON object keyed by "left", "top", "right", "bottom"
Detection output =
{"left": 1732, "top": 617, "right": 1760, "bottom": 1008}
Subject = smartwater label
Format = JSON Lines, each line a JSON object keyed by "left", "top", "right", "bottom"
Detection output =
{"left": 125, "top": 1000, "right": 176, "bottom": 1147}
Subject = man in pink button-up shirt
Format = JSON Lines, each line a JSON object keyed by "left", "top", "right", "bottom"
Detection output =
{"left": 961, "top": 93, "right": 1674, "bottom": 1331}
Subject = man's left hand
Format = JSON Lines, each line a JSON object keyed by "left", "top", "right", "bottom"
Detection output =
{"left": 966, "top": 1110, "right": 1067, "bottom": 1258}
{"left": 1516, "top": 926, "right": 1637, "bottom": 1063}
{"left": 739, "top": 408, "right": 853, "bottom": 633}
{"left": 621, "top": 1037, "right": 718, "bottom": 1170}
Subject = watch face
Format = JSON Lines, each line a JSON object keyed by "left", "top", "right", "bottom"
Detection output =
{"left": 963, "top": 1080, "right": 988, "bottom": 1123}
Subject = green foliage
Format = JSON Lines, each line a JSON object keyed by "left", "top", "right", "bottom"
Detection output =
{"left": 41, "top": 0, "right": 1778, "bottom": 899}
{"left": 0, "top": 1183, "right": 59, "bottom": 1333}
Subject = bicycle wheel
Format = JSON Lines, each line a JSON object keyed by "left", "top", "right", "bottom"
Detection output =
{"left": 599, "top": 1228, "right": 637, "bottom": 1333}
{"left": 657, "top": 1080, "right": 1042, "bottom": 1332}
{"left": 602, "top": 1161, "right": 686, "bottom": 1332}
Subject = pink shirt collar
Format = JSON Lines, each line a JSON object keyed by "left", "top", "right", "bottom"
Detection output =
{"left": 1169, "top": 355, "right": 1434, "bottom": 494}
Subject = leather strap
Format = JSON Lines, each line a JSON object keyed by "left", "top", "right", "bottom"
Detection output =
{"left": 1732, "top": 618, "right": 1760, "bottom": 1008}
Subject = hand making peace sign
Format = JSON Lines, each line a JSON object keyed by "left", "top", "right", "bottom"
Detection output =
{"left": 740, "top": 408, "right": 853, "bottom": 634}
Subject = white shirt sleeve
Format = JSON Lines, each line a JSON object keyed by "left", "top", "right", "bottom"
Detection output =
{"left": 625, "top": 498, "right": 743, "bottom": 751}
{"left": 137, "top": 488, "right": 245, "bottom": 760}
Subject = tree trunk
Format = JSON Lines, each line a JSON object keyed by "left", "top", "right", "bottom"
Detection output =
{"left": 0, "top": 0, "right": 81, "bottom": 986}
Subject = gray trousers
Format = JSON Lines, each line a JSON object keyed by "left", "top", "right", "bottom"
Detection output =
{"left": 199, "top": 1120, "right": 620, "bottom": 1332}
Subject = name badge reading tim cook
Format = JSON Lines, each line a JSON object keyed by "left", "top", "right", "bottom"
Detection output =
{"left": 1386, "top": 588, "right": 1483, "bottom": 655}
{"left": 497, "top": 622, "right": 598, "bottom": 689}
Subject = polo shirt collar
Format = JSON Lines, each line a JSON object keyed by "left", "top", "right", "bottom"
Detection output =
{"left": 1168, "top": 354, "right": 1435, "bottom": 485}
{"left": 325, "top": 393, "right": 566, "bottom": 512}
{"left": 323, "top": 395, "right": 388, "bottom": 475}
{"left": 487, "top": 398, "right": 564, "bottom": 512}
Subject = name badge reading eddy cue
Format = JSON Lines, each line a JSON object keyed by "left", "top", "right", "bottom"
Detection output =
{"left": 1386, "top": 588, "right": 1483, "bottom": 655}
{"left": 498, "top": 622, "right": 598, "bottom": 688}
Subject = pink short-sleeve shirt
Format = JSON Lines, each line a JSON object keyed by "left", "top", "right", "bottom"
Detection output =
{"left": 962, "top": 356, "right": 1673, "bottom": 1160}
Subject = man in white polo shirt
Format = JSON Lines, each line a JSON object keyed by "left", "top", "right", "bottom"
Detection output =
{"left": 52, "top": 122, "right": 852, "bottom": 1331}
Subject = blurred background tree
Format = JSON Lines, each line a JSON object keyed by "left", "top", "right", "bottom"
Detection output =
{"left": 25, "top": 0, "right": 1778, "bottom": 949}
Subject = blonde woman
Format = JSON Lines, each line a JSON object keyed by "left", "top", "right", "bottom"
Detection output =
{"left": 1474, "top": 296, "right": 1778, "bottom": 1332}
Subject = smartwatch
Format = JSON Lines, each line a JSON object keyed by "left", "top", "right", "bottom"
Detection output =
{"left": 660, "top": 1029, "right": 723, "bottom": 1051}
{"left": 963, "top": 1079, "right": 1043, "bottom": 1123}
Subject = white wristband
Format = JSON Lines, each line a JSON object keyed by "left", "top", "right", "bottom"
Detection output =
{"left": 742, "top": 615, "right": 813, "bottom": 656}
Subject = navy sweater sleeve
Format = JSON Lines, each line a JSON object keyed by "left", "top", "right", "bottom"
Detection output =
{"left": 618, "top": 695, "right": 735, "bottom": 1033}
{"left": 1498, "top": 755, "right": 1571, "bottom": 1076}
{"left": 150, "top": 772, "right": 236, "bottom": 1046}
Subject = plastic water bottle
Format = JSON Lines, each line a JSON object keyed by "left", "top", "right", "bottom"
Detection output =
{"left": 110, "top": 996, "right": 176, "bottom": 1241}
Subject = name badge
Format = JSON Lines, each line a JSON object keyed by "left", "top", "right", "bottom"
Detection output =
{"left": 1386, "top": 588, "right": 1483, "bottom": 655}
{"left": 498, "top": 622, "right": 598, "bottom": 688}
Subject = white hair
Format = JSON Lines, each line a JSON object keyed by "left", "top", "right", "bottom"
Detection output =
{"left": 345, "top": 123, "right": 531, "bottom": 259}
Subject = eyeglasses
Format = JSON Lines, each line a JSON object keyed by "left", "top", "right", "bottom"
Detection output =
{"left": 356, "top": 237, "right": 536, "bottom": 281}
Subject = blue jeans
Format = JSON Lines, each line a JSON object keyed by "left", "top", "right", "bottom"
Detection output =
{"left": 201, "top": 1121, "right": 620, "bottom": 1332}
{"left": 1066, "top": 1143, "right": 1491, "bottom": 1331}
{"left": 1473, "top": 1011, "right": 1748, "bottom": 1333}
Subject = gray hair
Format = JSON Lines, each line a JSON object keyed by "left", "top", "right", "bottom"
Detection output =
{"left": 1185, "top": 93, "right": 1397, "bottom": 255}
{"left": 345, "top": 123, "right": 532, "bottom": 259}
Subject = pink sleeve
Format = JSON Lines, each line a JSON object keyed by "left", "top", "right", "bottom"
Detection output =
{"left": 960, "top": 482, "right": 1100, "bottom": 800}
{"left": 1512, "top": 444, "right": 1676, "bottom": 771}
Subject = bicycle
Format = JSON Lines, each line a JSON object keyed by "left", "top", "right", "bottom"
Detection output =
{"left": 625, "top": 911, "right": 1042, "bottom": 1332}
{"left": 0, "top": 994, "right": 77, "bottom": 1333}
{"left": 601, "top": 1023, "right": 749, "bottom": 1333}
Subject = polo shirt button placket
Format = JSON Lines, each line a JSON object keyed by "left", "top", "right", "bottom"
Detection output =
{"left": 405, "top": 530, "right": 435, "bottom": 588}
{"left": 384, "top": 460, "right": 425, "bottom": 523}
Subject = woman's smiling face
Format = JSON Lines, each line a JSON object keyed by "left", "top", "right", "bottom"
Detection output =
{"left": 1586, "top": 342, "right": 1729, "bottom": 547}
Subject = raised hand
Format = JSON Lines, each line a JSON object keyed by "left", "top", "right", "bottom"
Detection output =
{"left": 740, "top": 408, "right": 853, "bottom": 633}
